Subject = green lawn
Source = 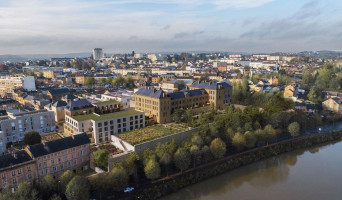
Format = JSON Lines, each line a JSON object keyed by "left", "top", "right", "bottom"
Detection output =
{"left": 116, "top": 125, "right": 185, "bottom": 145}
{"left": 72, "top": 110, "right": 142, "bottom": 122}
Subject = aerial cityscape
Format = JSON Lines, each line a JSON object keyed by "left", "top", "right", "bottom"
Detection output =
{"left": 1, "top": 0, "right": 342, "bottom": 200}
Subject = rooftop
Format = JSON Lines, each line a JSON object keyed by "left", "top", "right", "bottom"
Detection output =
{"left": 72, "top": 109, "right": 142, "bottom": 122}
{"left": 28, "top": 133, "right": 90, "bottom": 157}
{"left": 116, "top": 124, "right": 189, "bottom": 145}
{"left": 93, "top": 99, "right": 118, "bottom": 106}
{"left": 0, "top": 150, "right": 33, "bottom": 170}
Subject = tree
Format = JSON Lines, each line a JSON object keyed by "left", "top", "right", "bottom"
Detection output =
{"left": 89, "top": 173, "right": 109, "bottom": 200}
{"left": 288, "top": 122, "right": 300, "bottom": 138}
{"left": 210, "top": 138, "right": 226, "bottom": 159}
{"left": 125, "top": 152, "right": 139, "bottom": 181}
{"left": 160, "top": 152, "right": 172, "bottom": 176}
{"left": 201, "top": 145, "right": 212, "bottom": 163}
{"left": 186, "top": 109, "right": 194, "bottom": 126}
{"left": 174, "top": 109, "right": 184, "bottom": 123}
{"left": 50, "top": 194, "right": 62, "bottom": 200}
{"left": 65, "top": 176, "right": 90, "bottom": 200}
{"left": 173, "top": 147, "right": 191, "bottom": 172}
{"left": 190, "top": 145, "right": 202, "bottom": 167}
{"left": 15, "top": 182, "right": 39, "bottom": 200}
{"left": 93, "top": 149, "right": 109, "bottom": 170}
{"left": 84, "top": 77, "right": 95, "bottom": 86}
{"left": 60, "top": 170, "right": 75, "bottom": 193}
{"left": 144, "top": 158, "right": 161, "bottom": 180}
{"left": 264, "top": 124, "right": 277, "bottom": 141}
{"left": 191, "top": 135, "right": 204, "bottom": 148}
{"left": 244, "top": 131, "right": 257, "bottom": 148}
{"left": 143, "top": 148, "right": 156, "bottom": 166}
{"left": 24, "top": 130, "right": 41, "bottom": 145}
{"left": 232, "top": 132, "right": 246, "bottom": 150}
{"left": 158, "top": 77, "right": 163, "bottom": 83}
{"left": 109, "top": 166, "right": 129, "bottom": 191}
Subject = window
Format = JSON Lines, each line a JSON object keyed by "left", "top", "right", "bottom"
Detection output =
{"left": 65, "top": 155, "right": 68, "bottom": 161}
{"left": 104, "top": 121, "right": 108, "bottom": 126}
{"left": 53, "top": 166, "right": 57, "bottom": 172}
{"left": 3, "top": 181, "right": 6, "bottom": 188}
{"left": 1, "top": 174, "right": 6, "bottom": 179}
{"left": 12, "top": 171, "right": 15, "bottom": 176}
{"left": 60, "top": 164, "right": 64, "bottom": 170}
{"left": 98, "top": 122, "right": 102, "bottom": 127}
{"left": 45, "top": 169, "right": 49, "bottom": 174}
{"left": 117, "top": 119, "right": 121, "bottom": 123}
{"left": 27, "top": 167, "right": 31, "bottom": 172}
{"left": 68, "top": 162, "right": 71, "bottom": 168}
{"left": 12, "top": 178, "right": 16, "bottom": 184}
{"left": 110, "top": 120, "right": 113, "bottom": 125}
{"left": 18, "top": 169, "right": 21, "bottom": 175}
{"left": 44, "top": 162, "right": 47, "bottom": 167}
{"left": 28, "top": 174, "right": 32, "bottom": 179}
{"left": 38, "top": 163, "right": 42, "bottom": 169}
{"left": 40, "top": 170, "right": 44, "bottom": 176}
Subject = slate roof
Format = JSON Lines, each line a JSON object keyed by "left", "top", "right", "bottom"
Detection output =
{"left": 135, "top": 88, "right": 166, "bottom": 98}
{"left": 0, "top": 99, "right": 18, "bottom": 106}
{"left": 331, "top": 97, "right": 341, "bottom": 104}
{"left": 52, "top": 100, "right": 67, "bottom": 107}
{"left": 64, "top": 94, "right": 77, "bottom": 101}
{"left": 47, "top": 88, "right": 70, "bottom": 96}
{"left": 168, "top": 89, "right": 206, "bottom": 100}
{"left": 65, "top": 98, "right": 94, "bottom": 111}
{"left": 190, "top": 81, "right": 232, "bottom": 90}
{"left": 0, "top": 150, "right": 33, "bottom": 170}
{"left": 28, "top": 133, "right": 90, "bottom": 158}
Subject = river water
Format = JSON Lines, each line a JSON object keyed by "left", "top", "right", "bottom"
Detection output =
{"left": 161, "top": 141, "right": 342, "bottom": 200}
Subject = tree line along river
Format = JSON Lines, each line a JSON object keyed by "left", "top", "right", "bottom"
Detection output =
{"left": 161, "top": 140, "right": 342, "bottom": 200}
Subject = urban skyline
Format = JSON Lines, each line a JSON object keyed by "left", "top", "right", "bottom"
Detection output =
{"left": 1, "top": 0, "right": 342, "bottom": 54}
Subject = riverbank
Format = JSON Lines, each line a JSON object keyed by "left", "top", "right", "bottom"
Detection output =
{"left": 122, "top": 131, "right": 342, "bottom": 200}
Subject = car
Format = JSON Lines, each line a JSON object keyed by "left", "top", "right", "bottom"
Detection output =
{"left": 124, "top": 187, "right": 134, "bottom": 193}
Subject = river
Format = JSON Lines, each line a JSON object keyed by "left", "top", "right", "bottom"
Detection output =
{"left": 161, "top": 141, "right": 342, "bottom": 200}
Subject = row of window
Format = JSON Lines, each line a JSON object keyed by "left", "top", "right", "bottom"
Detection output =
{"left": 1, "top": 167, "right": 31, "bottom": 180}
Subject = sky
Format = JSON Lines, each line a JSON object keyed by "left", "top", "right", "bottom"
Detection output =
{"left": 0, "top": 0, "right": 341, "bottom": 54}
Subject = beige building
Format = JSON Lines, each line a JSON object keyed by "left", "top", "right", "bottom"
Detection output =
{"left": 0, "top": 76, "right": 36, "bottom": 97}
{"left": 44, "top": 101, "right": 67, "bottom": 122}
{"left": 322, "top": 97, "right": 342, "bottom": 114}
{"left": 134, "top": 81, "right": 232, "bottom": 123}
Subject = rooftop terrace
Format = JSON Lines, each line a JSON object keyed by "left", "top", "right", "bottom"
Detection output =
{"left": 72, "top": 109, "right": 141, "bottom": 122}
{"left": 116, "top": 124, "right": 189, "bottom": 145}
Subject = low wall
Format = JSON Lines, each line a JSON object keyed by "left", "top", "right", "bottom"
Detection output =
{"left": 111, "top": 135, "right": 135, "bottom": 152}
{"left": 134, "top": 128, "right": 197, "bottom": 155}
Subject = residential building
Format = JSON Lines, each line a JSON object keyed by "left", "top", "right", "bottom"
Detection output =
{"left": 25, "top": 133, "right": 91, "bottom": 178}
{"left": 189, "top": 81, "right": 232, "bottom": 110}
{"left": 65, "top": 98, "right": 95, "bottom": 117}
{"left": 0, "top": 109, "right": 56, "bottom": 153}
{"left": 134, "top": 81, "right": 232, "bottom": 124}
{"left": 0, "top": 150, "right": 37, "bottom": 190}
{"left": 93, "top": 48, "right": 104, "bottom": 60}
{"left": 46, "top": 88, "right": 70, "bottom": 100}
{"left": 64, "top": 110, "right": 145, "bottom": 143}
{"left": 322, "top": 98, "right": 342, "bottom": 114}
{"left": 0, "top": 76, "right": 36, "bottom": 97}
{"left": 44, "top": 101, "right": 68, "bottom": 122}
{"left": 0, "top": 99, "right": 19, "bottom": 110}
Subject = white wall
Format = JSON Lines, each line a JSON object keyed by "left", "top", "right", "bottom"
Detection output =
{"left": 23, "top": 76, "right": 36, "bottom": 91}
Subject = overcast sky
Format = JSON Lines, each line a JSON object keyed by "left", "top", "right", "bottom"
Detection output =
{"left": 0, "top": 0, "right": 341, "bottom": 54}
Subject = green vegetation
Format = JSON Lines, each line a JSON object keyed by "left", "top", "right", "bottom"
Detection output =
{"left": 65, "top": 176, "right": 90, "bottom": 200}
{"left": 24, "top": 130, "right": 42, "bottom": 145}
{"left": 116, "top": 125, "right": 186, "bottom": 145}
{"left": 93, "top": 149, "right": 110, "bottom": 170}
{"left": 72, "top": 110, "right": 141, "bottom": 122}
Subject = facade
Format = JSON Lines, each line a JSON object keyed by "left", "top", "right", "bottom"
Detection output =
{"left": 0, "top": 109, "right": 56, "bottom": 154}
{"left": 0, "top": 150, "right": 37, "bottom": 190}
{"left": 93, "top": 48, "right": 104, "bottom": 60}
{"left": 189, "top": 81, "right": 232, "bottom": 110}
{"left": 65, "top": 110, "right": 145, "bottom": 143}
{"left": 25, "top": 133, "right": 91, "bottom": 178}
{"left": 322, "top": 98, "right": 342, "bottom": 114}
{"left": 0, "top": 76, "right": 36, "bottom": 97}
{"left": 44, "top": 101, "right": 68, "bottom": 122}
{"left": 65, "top": 98, "right": 95, "bottom": 117}
{"left": 75, "top": 75, "right": 86, "bottom": 85}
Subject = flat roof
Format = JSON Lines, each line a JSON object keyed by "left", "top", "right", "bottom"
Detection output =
{"left": 93, "top": 99, "right": 118, "bottom": 106}
{"left": 72, "top": 110, "right": 142, "bottom": 122}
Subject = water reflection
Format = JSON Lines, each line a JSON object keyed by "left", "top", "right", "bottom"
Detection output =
{"left": 161, "top": 142, "right": 342, "bottom": 200}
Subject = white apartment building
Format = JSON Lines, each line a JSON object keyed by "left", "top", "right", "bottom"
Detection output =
{"left": 0, "top": 109, "right": 56, "bottom": 154}
{"left": 0, "top": 76, "right": 36, "bottom": 96}
{"left": 93, "top": 48, "right": 104, "bottom": 60}
{"left": 65, "top": 110, "right": 145, "bottom": 144}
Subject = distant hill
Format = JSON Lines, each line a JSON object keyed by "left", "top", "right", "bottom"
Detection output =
{"left": 0, "top": 52, "right": 92, "bottom": 63}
